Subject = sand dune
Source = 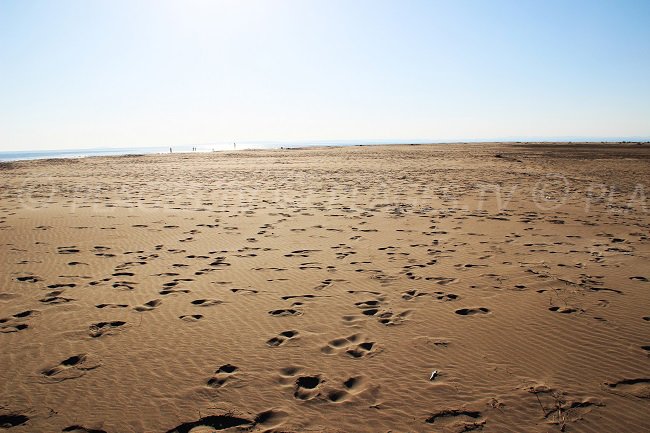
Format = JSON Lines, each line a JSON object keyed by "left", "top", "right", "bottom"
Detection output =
{"left": 1, "top": 143, "right": 649, "bottom": 432}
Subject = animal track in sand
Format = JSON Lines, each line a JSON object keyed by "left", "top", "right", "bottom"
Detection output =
{"left": 206, "top": 364, "right": 239, "bottom": 388}
{"left": 179, "top": 314, "right": 203, "bottom": 322}
{"left": 88, "top": 321, "right": 127, "bottom": 338}
{"left": 321, "top": 334, "right": 377, "bottom": 358}
{"left": 40, "top": 353, "right": 99, "bottom": 382}
{"left": 267, "top": 330, "right": 299, "bottom": 347}
{"left": 455, "top": 307, "right": 490, "bottom": 316}
{"left": 134, "top": 299, "right": 162, "bottom": 312}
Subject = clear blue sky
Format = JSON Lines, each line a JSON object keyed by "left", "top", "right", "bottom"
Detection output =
{"left": 1, "top": 0, "right": 649, "bottom": 150}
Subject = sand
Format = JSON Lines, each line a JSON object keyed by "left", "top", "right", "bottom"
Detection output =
{"left": 0, "top": 143, "right": 649, "bottom": 433}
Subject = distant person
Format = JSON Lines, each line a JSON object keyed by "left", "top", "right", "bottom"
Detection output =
{"left": 169, "top": 147, "right": 172, "bottom": 153}
{"left": 234, "top": 142, "right": 236, "bottom": 150}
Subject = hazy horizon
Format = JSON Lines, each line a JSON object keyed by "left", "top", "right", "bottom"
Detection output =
{"left": 2, "top": 136, "right": 650, "bottom": 155}
{"left": 1, "top": 0, "right": 649, "bottom": 151}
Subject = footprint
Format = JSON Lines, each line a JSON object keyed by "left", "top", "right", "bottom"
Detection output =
{"left": 425, "top": 409, "right": 485, "bottom": 430}
{"left": 159, "top": 288, "right": 191, "bottom": 295}
{"left": 294, "top": 375, "right": 323, "bottom": 400}
{"left": 40, "top": 291, "right": 75, "bottom": 304}
{"left": 0, "top": 321, "right": 29, "bottom": 333}
{"left": 267, "top": 330, "right": 299, "bottom": 347}
{"left": 455, "top": 307, "right": 490, "bottom": 316}
{"left": 40, "top": 353, "right": 100, "bottom": 382}
{"left": 354, "top": 300, "right": 382, "bottom": 316}
{"left": 57, "top": 246, "right": 80, "bottom": 254}
{"left": 605, "top": 378, "right": 650, "bottom": 399}
{"left": 425, "top": 276, "right": 459, "bottom": 285}
{"left": 16, "top": 275, "right": 40, "bottom": 283}
{"left": 230, "top": 288, "right": 259, "bottom": 295}
{"left": 191, "top": 299, "right": 223, "bottom": 307}
{"left": 433, "top": 291, "right": 459, "bottom": 301}
{"left": 277, "top": 366, "right": 303, "bottom": 386}
{"left": 88, "top": 321, "right": 127, "bottom": 338}
{"left": 402, "top": 289, "right": 428, "bottom": 300}
{"left": 0, "top": 310, "right": 37, "bottom": 333}
{"left": 321, "top": 334, "right": 377, "bottom": 358}
{"left": 179, "top": 314, "right": 203, "bottom": 322}
{"left": 377, "top": 310, "right": 412, "bottom": 325}
{"left": 0, "top": 414, "right": 29, "bottom": 428}
{"left": 62, "top": 426, "right": 107, "bottom": 433}
{"left": 268, "top": 309, "right": 302, "bottom": 317}
{"left": 327, "top": 376, "right": 369, "bottom": 403}
{"left": 134, "top": 299, "right": 162, "bottom": 312}
{"left": 549, "top": 306, "right": 583, "bottom": 314}
{"left": 112, "top": 281, "right": 137, "bottom": 291}
{"left": 96, "top": 303, "right": 128, "bottom": 309}
{"left": 206, "top": 364, "right": 239, "bottom": 388}
{"left": 163, "top": 414, "right": 253, "bottom": 433}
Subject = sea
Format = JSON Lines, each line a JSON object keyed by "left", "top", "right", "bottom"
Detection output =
{"left": 0, "top": 139, "right": 435, "bottom": 162}
{"left": 3, "top": 137, "right": 646, "bottom": 162}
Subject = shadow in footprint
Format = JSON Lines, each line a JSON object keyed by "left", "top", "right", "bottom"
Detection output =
{"left": 269, "top": 309, "right": 302, "bottom": 317}
{"left": 0, "top": 414, "right": 29, "bottom": 428}
{"left": 294, "top": 375, "right": 322, "bottom": 400}
{"left": 191, "top": 299, "right": 223, "bottom": 307}
{"left": 179, "top": 314, "right": 203, "bottom": 322}
{"left": 455, "top": 307, "right": 490, "bottom": 316}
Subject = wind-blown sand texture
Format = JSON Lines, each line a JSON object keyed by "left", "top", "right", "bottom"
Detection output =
{"left": 1, "top": 143, "right": 649, "bottom": 433}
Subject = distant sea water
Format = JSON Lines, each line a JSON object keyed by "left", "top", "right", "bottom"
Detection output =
{"left": 0, "top": 140, "right": 436, "bottom": 162}
{"left": 3, "top": 138, "right": 647, "bottom": 162}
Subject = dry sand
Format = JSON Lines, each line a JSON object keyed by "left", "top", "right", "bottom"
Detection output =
{"left": 0, "top": 143, "right": 649, "bottom": 432}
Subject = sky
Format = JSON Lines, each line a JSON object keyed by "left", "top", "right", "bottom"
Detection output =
{"left": 1, "top": 0, "right": 649, "bottom": 151}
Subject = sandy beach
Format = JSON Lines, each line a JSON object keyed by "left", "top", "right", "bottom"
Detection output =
{"left": 1, "top": 143, "right": 649, "bottom": 432}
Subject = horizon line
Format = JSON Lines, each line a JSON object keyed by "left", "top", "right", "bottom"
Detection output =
{"left": 3, "top": 136, "right": 650, "bottom": 153}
